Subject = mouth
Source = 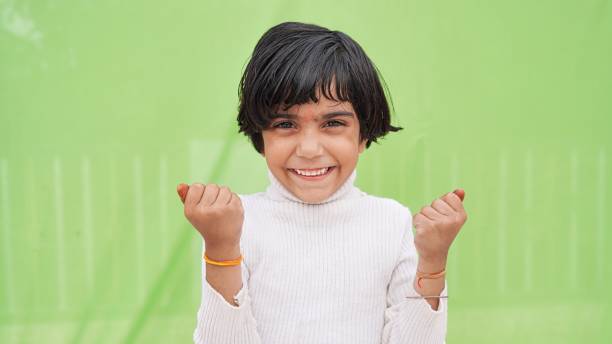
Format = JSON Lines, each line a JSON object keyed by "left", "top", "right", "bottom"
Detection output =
{"left": 287, "top": 166, "right": 336, "bottom": 181}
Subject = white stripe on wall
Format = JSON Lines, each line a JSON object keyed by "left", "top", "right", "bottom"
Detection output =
{"left": 53, "top": 158, "right": 67, "bottom": 310}
{"left": 109, "top": 156, "right": 119, "bottom": 305}
{"left": 596, "top": 148, "right": 606, "bottom": 286}
{"left": 81, "top": 156, "right": 94, "bottom": 291}
{"left": 523, "top": 149, "right": 533, "bottom": 292}
{"left": 569, "top": 149, "right": 578, "bottom": 289}
{"left": 160, "top": 155, "right": 168, "bottom": 264}
{"left": 1, "top": 159, "right": 15, "bottom": 313}
{"left": 498, "top": 151, "right": 507, "bottom": 294}
{"left": 133, "top": 157, "right": 145, "bottom": 303}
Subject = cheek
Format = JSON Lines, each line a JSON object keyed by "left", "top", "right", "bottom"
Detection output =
{"left": 264, "top": 139, "right": 292, "bottom": 163}
{"left": 332, "top": 138, "right": 361, "bottom": 161}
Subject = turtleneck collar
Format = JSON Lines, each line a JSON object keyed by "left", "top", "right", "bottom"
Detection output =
{"left": 264, "top": 167, "right": 363, "bottom": 205}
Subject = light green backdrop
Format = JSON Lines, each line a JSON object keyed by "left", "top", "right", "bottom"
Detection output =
{"left": 1, "top": 0, "right": 610, "bottom": 343}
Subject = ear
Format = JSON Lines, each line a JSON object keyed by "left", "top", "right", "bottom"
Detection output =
{"left": 358, "top": 139, "right": 366, "bottom": 154}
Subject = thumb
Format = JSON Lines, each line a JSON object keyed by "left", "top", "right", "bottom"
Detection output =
{"left": 453, "top": 188, "right": 465, "bottom": 202}
{"left": 177, "top": 183, "right": 189, "bottom": 204}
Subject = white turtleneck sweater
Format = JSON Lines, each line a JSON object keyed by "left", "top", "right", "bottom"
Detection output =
{"left": 193, "top": 168, "right": 448, "bottom": 344}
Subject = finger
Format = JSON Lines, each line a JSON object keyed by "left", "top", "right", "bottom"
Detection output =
{"left": 442, "top": 191, "right": 465, "bottom": 212}
{"left": 185, "top": 183, "right": 205, "bottom": 207}
{"left": 199, "top": 184, "right": 220, "bottom": 206}
{"left": 454, "top": 189, "right": 465, "bottom": 201}
{"left": 230, "top": 192, "right": 243, "bottom": 209}
{"left": 421, "top": 205, "right": 443, "bottom": 220}
{"left": 413, "top": 212, "right": 433, "bottom": 229}
{"left": 431, "top": 199, "right": 454, "bottom": 216}
{"left": 177, "top": 183, "right": 189, "bottom": 204}
{"left": 214, "top": 186, "right": 232, "bottom": 206}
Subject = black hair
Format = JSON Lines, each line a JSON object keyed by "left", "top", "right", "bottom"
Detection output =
{"left": 236, "top": 21, "right": 403, "bottom": 154}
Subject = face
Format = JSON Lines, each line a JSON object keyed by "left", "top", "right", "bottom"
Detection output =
{"left": 260, "top": 90, "right": 366, "bottom": 204}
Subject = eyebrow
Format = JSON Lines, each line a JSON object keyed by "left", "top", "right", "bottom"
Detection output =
{"left": 269, "top": 111, "right": 354, "bottom": 120}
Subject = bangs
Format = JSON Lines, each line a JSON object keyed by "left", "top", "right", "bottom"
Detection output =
{"left": 259, "top": 42, "right": 353, "bottom": 115}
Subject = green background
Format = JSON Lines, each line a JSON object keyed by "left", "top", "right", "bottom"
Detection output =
{"left": 1, "top": 0, "right": 610, "bottom": 342}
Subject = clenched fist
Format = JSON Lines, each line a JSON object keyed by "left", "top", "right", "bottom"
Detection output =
{"left": 412, "top": 189, "right": 468, "bottom": 262}
{"left": 177, "top": 183, "right": 244, "bottom": 249}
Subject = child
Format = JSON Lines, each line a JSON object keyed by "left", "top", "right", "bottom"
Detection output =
{"left": 177, "top": 21, "right": 467, "bottom": 344}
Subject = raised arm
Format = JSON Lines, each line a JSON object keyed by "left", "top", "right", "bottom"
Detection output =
{"left": 178, "top": 183, "right": 262, "bottom": 344}
{"left": 382, "top": 189, "right": 467, "bottom": 343}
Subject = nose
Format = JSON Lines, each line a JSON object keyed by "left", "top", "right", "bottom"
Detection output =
{"left": 295, "top": 132, "right": 323, "bottom": 159}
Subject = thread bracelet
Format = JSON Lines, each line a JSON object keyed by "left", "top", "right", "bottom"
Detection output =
{"left": 405, "top": 268, "right": 448, "bottom": 299}
{"left": 203, "top": 252, "right": 243, "bottom": 266}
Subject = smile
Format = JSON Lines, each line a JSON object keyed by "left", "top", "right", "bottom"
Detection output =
{"left": 288, "top": 166, "right": 336, "bottom": 180}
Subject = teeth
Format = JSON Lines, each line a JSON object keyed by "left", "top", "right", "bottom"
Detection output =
{"left": 294, "top": 167, "right": 330, "bottom": 176}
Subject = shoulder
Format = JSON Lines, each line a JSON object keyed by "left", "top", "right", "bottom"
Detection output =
{"left": 235, "top": 192, "right": 266, "bottom": 206}
{"left": 358, "top": 194, "right": 414, "bottom": 254}
{"left": 362, "top": 193, "right": 411, "bottom": 214}
{"left": 360, "top": 193, "right": 413, "bottom": 226}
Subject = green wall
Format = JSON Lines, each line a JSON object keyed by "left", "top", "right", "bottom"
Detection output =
{"left": 1, "top": 0, "right": 610, "bottom": 342}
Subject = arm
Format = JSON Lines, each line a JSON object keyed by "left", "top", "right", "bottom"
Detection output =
{"left": 193, "top": 240, "right": 263, "bottom": 344}
{"left": 382, "top": 189, "right": 467, "bottom": 343}
{"left": 415, "top": 256, "right": 448, "bottom": 311}
{"left": 176, "top": 183, "right": 263, "bottom": 343}
{"left": 204, "top": 244, "right": 244, "bottom": 306}
{"left": 381, "top": 220, "right": 448, "bottom": 344}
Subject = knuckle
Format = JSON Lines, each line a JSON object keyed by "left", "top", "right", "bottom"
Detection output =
{"left": 221, "top": 186, "right": 232, "bottom": 196}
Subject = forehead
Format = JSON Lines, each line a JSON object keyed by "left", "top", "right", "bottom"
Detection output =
{"left": 273, "top": 97, "right": 355, "bottom": 120}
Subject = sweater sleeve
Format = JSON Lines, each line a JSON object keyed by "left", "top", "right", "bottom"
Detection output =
{"left": 381, "top": 207, "right": 448, "bottom": 344}
{"left": 193, "top": 240, "right": 263, "bottom": 344}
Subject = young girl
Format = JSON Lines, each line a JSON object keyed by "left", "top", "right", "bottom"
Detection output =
{"left": 177, "top": 21, "right": 467, "bottom": 344}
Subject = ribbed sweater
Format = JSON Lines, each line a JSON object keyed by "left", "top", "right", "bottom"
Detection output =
{"left": 193, "top": 167, "right": 448, "bottom": 343}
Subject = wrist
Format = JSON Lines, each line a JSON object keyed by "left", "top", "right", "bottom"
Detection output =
{"left": 417, "top": 254, "right": 447, "bottom": 273}
{"left": 205, "top": 243, "right": 241, "bottom": 261}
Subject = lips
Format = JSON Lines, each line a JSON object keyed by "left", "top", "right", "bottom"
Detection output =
{"left": 288, "top": 166, "right": 336, "bottom": 179}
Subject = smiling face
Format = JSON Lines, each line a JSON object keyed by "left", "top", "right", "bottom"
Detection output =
{"left": 260, "top": 90, "right": 366, "bottom": 204}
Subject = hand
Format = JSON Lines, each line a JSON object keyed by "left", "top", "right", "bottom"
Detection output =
{"left": 177, "top": 183, "right": 244, "bottom": 249}
{"left": 412, "top": 189, "right": 467, "bottom": 263}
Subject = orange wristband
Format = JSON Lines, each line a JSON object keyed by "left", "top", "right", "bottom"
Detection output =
{"left": 203, "top": 252, "right": 243, "bottom": 266}
{"left": 415, "top": 269, "right": 446, "bottom": 289}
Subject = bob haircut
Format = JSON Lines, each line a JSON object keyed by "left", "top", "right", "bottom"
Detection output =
{"left": 237, "top": 21, "right": 403, "bottom": 154}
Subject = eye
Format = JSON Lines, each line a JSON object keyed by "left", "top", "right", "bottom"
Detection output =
{"left": 324, "top": 120, "right": 345, "bottom": 127}
{"left": 271, "top": 120, "right": 345, "bottom": 130}
{"left": 272, "top": 121, "right": 294, "bottom": 129}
